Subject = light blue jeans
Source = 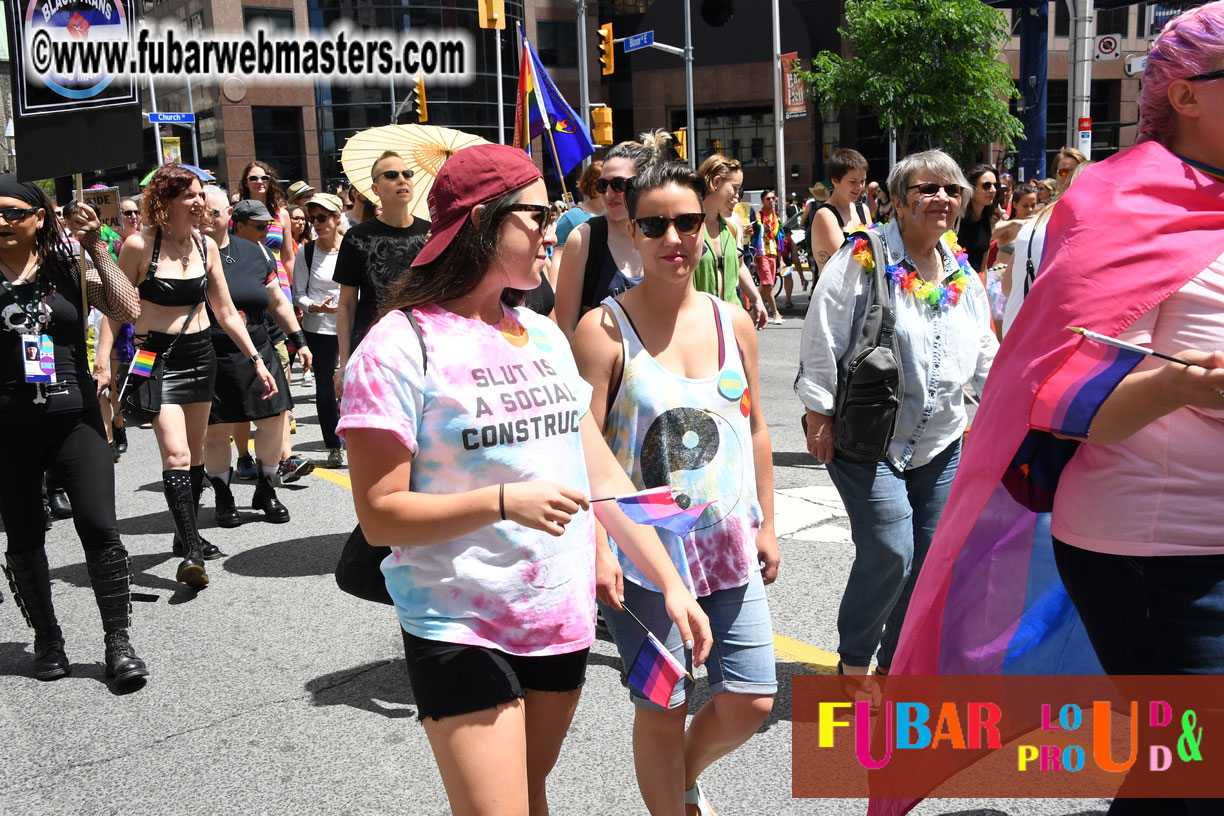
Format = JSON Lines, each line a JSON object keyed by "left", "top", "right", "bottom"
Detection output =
{"left": 599, "top": 568, "right": 777, "bottom": 710}
{"left": 827, "top": 439, "right": 961, "bottom": 668}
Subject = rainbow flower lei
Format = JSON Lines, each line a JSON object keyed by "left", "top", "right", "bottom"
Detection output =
{"left": 851, "top": 229, "right": 971, "bottom": 312}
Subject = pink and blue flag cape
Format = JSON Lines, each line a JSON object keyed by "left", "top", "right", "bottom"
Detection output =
{"left": 869, "top": 141, "right": 1224, "bottom": 816}
{"left": 613, "top": 486, "right": 715, "bottom": 539}
{"left": 627, "top": 630, "right": 687, "bottom": 707}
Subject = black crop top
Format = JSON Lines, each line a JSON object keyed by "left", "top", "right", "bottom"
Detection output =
{"left": 138, "top": 229, "right": 207, "bottom": 307}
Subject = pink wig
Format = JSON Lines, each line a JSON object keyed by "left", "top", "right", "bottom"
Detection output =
{"left": 1138, "top": 1, "right": 1224, "bottom": 145}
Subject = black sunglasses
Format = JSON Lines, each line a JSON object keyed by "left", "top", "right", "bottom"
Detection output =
{"left": 595, "top": 176, "right": 634, "bottom": 194}
{"left": 1187, "top": 68, "right": 1224, "bottom": 82}
{"left": 0, "top": 206, "right": 38, "bottom": 222}
{"left": 310, "top": 213, "right": 335, "bottom": 224}
{"left": 907, "top": 183, "right": 963, "bottom": 198}
{"left": 508, "top": 204, "right": 555, "bottom": 234}
{"left": 377, "top": 169, "right": 414, "bottom": 181}
{"left": 633, "top": 212, "right": 705, "bottom": 239}
{"left": 979, "top": 181, "right": 998, "bottom": 191}
{"left": 247, "top": 174, "right": 269, "bottom": 183}
{"left": 122, "top": 209, "right": 140, "bottom": 217}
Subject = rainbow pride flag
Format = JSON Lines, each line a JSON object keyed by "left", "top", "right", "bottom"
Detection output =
{"left": 627, "top": 630, "right": 686, "bottom": 708}
{"left": 614, "top": 486, "right": 715, "bottom": 538}
{"left": 129, "top": 349, "right": 157, "bottom": 378}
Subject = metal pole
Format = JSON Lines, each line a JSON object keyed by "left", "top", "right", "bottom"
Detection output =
{"left": 888, "top": 122, "right": 897, "bottom": 171}
{"left": 185, "top": 77, "right": 201, "bottom": 167}
{"left": 1074, "top": 0, "right": 1094, "bottom": 151}
{"left": 575, "top": 0, "right": 590, "bottom": 169}
{"left": 497, "top": 27, "right": 505, "bottom": 144}
{"left": 389, "top": 73, "right": 396, "bottom": 124}
{"left": 148, "top": 71, "right": 163, "bottom": 164}
{"left": 683, "top": 0, "right": 696, "bottom": 169}
{"left": 771, "top": 0, "right": 785, "bottom": 201}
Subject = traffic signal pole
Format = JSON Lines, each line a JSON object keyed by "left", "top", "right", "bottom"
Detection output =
{"left": 574, "top": 0, "right": 591, "bottom": 168}
{"left": 771, "top": 0, "right": 785, "bottom": 204}
{"left": 683, "top": 0, "right": 695, "bottom": 169}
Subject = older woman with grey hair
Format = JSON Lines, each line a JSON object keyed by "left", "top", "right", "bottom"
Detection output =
{"left": 795, "top": 149, "right": 998, "bottom": 679}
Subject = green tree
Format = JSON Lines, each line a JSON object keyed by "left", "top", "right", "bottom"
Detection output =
{"left": 799, "top": 0, "right": 1022, "bottom": 161}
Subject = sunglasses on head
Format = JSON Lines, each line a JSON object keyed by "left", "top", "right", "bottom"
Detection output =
{"left": 633, "top": 212, "right": 705, "bottom": 239}
{"left": 377, "top": 169, "right": 414, "bottom": 181}
{"left": 247, "top": 174, "right": 269, "bottom": 183}
{"left": 595, "top": 176, "right": 633, "bottom": 194}
{"left": 1187, "top": 68, "right": 1224, "bottom": 82}
{"left": 907, "top": 183, "right": 963, "bottom": 198}
{"left": 0, "top": 206, "right": 38, "bottom": 222}
{"left": 507, "top": 204, "right": 556, "bottom": 234}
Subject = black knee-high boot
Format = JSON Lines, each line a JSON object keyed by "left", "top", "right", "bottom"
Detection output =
{"left": 85, "top": 546, "right": 149, "bottom": 685}
{"left": 3, "top": 549, "right": 70, "bottom": 680}
{"left": 172, "top": 465, "right": 222, "bottom": 560}
{"left": 163, "top": 470, "right": 209, "bottom": 589}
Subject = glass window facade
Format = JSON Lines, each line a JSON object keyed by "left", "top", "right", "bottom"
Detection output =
{"left": 672, "top": 106, "right": 775, "bottom": 168}
{"left": 253, "top": 106, "right": 305, "bottom": 183}
{"left": 536, "top": 20, "right": 577, "bottom": 68}
{"left": 309, "top": 0, "right": 525, "bottom": 190}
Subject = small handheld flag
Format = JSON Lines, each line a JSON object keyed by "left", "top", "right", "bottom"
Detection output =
{"left": 1068, "top": 326, "right": 1197, "bottom": 368}
{"left": 129, "top": 349, "right": 158, "bottom": 378}
{"left": 627, "top": 629, "right": 688, "bottom": 707}
{"left": 593, "top": 486, "right": 715, "bottom": 538}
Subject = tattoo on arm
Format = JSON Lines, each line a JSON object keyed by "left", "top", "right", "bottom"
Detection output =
{"left": 817, "top": 251, "right": 830, "bottom": 265}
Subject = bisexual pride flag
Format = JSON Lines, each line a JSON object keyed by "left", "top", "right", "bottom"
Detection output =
{"left": 129, "top": 349, "right": 158, "bottom": 378}
{"left": 627, "top": 630, "right": 687, "bottom": 708}
{"left": 612, "top": 486, "right": 715, "bottom": 539}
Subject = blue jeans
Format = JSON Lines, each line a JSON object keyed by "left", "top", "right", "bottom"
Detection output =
{"left": 827, "top": 439, "right": 961, "bottom": 668}
{"left": 598, "top": 569, "right": 777, "bottom": 710}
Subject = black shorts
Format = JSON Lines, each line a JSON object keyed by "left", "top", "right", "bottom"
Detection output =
{"left": 400, "top": 629, "right": 589, "bottom": 721}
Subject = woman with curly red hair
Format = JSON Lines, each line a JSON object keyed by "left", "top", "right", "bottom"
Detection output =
{"left": 118, "top": 165, "right": 276, "bottom": 589}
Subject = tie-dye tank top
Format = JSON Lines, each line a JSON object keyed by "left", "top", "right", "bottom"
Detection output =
{"left": 264, "top": 215, "right": 292, "bottom": 302}
{"left": 601, "top": 293, "right": 762, "bottom": 597}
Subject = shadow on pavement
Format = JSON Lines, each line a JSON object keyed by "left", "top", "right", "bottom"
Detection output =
{"left": 0, "top": 639, "right": 145, "bottom": 694}
{"left": 222, "top": 533, "right": 346, "bottom": 579}
{"left": 772, "top": 451, "right": 825, "bottom": 470}
{"left": 306, "top": 657, "right": 415, "bottom": 720}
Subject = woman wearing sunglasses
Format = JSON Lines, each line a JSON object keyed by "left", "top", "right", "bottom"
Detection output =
{"left": 338, "top": 143, "right": 709, "bottom": 816}
{"left": 292, "top": 193, "right": 348, "bottom": 468}
{"left": 555, "top": 130, "right": 670, "bottom": 338}
{"left": 956, "top": 164, "right": 1001, "bottom": 276}
{"left": 0, "top": 178, "right": 150, "bottom": 686}
{"left": 797, "top": 149, "right": 997, "bottom": 682}
{"left": 118, "top": 165, "right": 277, "bottom": 589}
{"left": 287, "top": 204, "right": 310, "bottom": 248}
{"left": 574, "top": 161, "right": 778, "bottom": 816}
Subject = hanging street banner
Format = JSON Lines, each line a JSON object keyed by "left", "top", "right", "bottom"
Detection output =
{"left": 781, "top": 52, "right": 807, "bottom": 121}
{"left": 5, "top": 0, "right": 143, "bottom": 181}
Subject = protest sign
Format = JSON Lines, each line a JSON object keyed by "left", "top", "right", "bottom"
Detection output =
{"left": 82, "top": 186, "right": 121, "bottom": 230}
{"left": 4, "top": 1, "right": 143, "bottom": 182}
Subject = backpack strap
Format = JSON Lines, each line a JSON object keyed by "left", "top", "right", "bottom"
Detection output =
{"left": 400, "top": 307, "right": 428, "bottom": 375}
{"left": 1023, "top": 225, "right": 1037, "bottom": 297}
{"left": 304, "top": 240, "right": 315, "bottom": 271}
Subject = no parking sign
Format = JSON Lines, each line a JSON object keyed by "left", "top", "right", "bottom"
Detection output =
{"left": 1094, "top": 34, "right": 1121, "bottom": 61}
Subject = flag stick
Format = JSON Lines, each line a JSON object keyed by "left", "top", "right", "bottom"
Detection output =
{"left": 542, "top": 116, "right": 569, "bottom": 197}
{"left": 590, "top": 486, "right": 673, "bottom": 503}
{"left": 1068, "top": 326, "right": 1198, "bottom": 368}
{"left": 619, "top": 601, "right": 695, "bottom": 681}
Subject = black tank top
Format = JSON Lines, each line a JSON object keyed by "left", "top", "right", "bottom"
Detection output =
{"left": 138, "top": 229, "right": 207, "bottom": 307}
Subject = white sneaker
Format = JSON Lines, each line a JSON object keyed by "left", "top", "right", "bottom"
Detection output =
{"left": 773, "top": 314, "right": 784, "bottom": 325}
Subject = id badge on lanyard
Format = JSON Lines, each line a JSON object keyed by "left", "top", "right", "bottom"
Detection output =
{"left": 21, "top": 333, "right": 55, "bottom": 383}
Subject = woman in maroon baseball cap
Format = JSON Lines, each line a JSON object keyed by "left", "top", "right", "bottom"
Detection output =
{"left": 336, "top": 143, "right": 711, "bottom": 816}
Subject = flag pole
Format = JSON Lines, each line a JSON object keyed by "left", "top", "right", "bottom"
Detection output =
{"left": 618, "top": 602, "right": 696, "bottom": 681}
{"left": 542, "top": 115, "right": 570, "bottom": 197}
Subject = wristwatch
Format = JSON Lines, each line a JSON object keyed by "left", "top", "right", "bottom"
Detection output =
{"left": 250, "top": 353, "right": 262, "bottom": 365}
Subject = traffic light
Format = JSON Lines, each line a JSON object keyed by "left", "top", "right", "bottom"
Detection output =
{"left": 673, "top": 128, "right": 687, "bottom": 161}
{"left": 598, "top": 23, "right": 614, "bottom": 76}
{"left": 591, "top": 106, "right": 613, "bottom": 146}
{"left": 413, "top": 74, "right": 428, "bottom": 123}
{"left": 477, "top": 0, "right": 505, "bottom": 30}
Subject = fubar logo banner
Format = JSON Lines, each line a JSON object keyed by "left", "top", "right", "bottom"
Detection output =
{"left": 792, "top": 675, "right": 1219, "bottom": 799}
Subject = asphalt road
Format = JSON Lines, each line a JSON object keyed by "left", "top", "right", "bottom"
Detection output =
{"left": 1, "top": 288, "right": 1111, "bottom": 815}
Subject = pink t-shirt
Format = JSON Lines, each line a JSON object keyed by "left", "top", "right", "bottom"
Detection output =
{"left": 1052, "top": 254, "right": 1224, "bottom": 556}
{"left": 337, "top": 304, "right": 596, "bottom": 656}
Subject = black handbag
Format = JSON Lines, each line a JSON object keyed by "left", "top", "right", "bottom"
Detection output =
{"left": 334, "top": 308, "right": 426, "bottom": 605}
{"left": 831, "top": 228, "right": 904, "bottom": 462}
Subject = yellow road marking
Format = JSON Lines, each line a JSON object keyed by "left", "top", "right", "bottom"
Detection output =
{"left": 290, "top": 443, "right": 836, "bottom": 669}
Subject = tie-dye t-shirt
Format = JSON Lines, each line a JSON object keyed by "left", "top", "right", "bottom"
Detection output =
{"left": 601, "top": 294, "right": 763, "bottom": 597}
{"left": 336, "top": 303, "right": 597, "bottom": 657}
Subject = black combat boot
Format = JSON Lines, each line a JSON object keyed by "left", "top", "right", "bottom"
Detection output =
{"left": 172, "top": 466, "right": 222, "bottom": 560}
{"left": 252, "top": 460, "right": 290, "bottom": 523}
{"left": 85, "top": 546, "right": 149, "bottom": 686}
{"left": 209, "top": 470, "right": 241, "bottom": 528}
{"left": 3, "top": 549, "right": 69, "bottom": 680}
{"left": 163, "top": 470, "right": 209, "bottom": 588}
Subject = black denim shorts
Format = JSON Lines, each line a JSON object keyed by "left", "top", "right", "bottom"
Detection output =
{"left": 400, "top": 629, "right": 589, "bottom": 721}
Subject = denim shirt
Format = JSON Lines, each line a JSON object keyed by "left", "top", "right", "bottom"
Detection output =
{"left": 795, "top": 219, "right": 998, "bottom": 471}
